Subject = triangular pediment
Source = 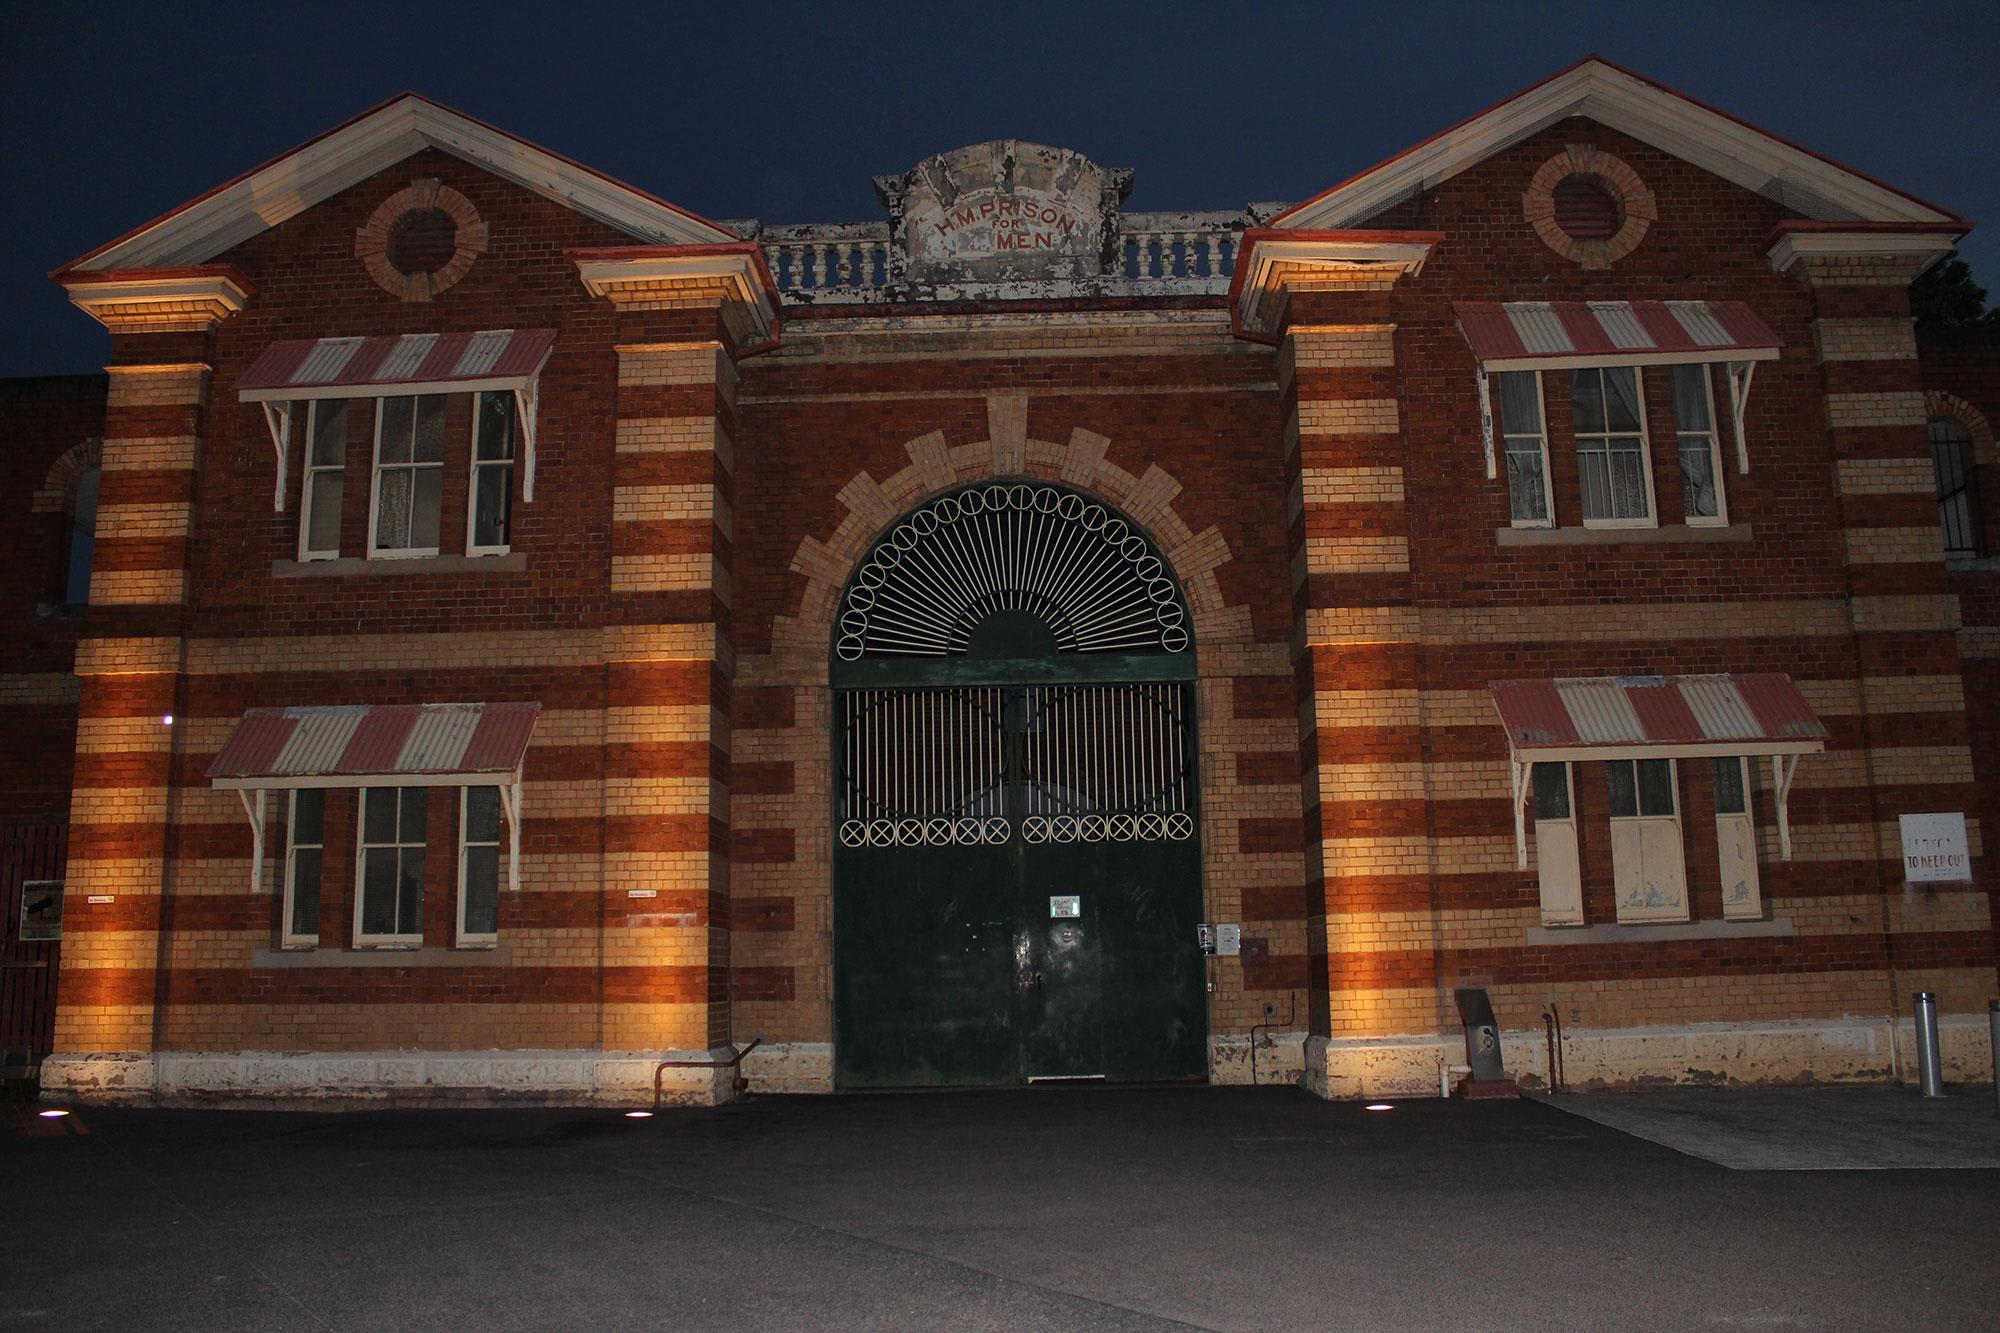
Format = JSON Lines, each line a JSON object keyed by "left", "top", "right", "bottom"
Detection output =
{"left": 1273, "top": 56, "right": 1959, "bottom": 231}
{"left": 59, "top": 93, "right": 736, "bottom": 274}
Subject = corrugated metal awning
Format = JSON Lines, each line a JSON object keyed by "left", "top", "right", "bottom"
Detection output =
{"left": 208, "top": 702, "right": 540, "bottom": 790}
{"left": 236, "top": 328, "right": 556, "bottom": 400}
{"left": 237, "top": 329, "right": 554, "bottom": 511}
{"left": 1453, "top": 301, "right": 1781, "bottom": 371}
{"left": 1489, "top": 673, "right": 1826, "bottom": 763}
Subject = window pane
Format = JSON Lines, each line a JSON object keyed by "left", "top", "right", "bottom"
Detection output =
{"left": 474, "top": 465, "right": 512, "bottom": 548}
{"left": 1712, "top": 757, "right": 1747, "bottom": 814}
{"left": 378, "top": 397, "right": 413, "bottom": 463}
{"left": 1603, "top": 367, "right": 1642, "bottom": 432}
{"left": 414, "top": 395, "right": 448, "bottom": 463}
{"left": 1638, "top": 759, "right": 1675, "bottom": 816}
{"left": 293, "top": 789, "right": 325, "bottom": 845}
{"left": 311, "top": 401, "right": 348, "bottom": 467}
{"left": 1578, "top": 451, "right": 1611, "bottom": 520}
{"left": 362, "top": 847, "right": 399, "bottom": 934}
{"left": 1609, "top": 444, "right": 1649, "bottom": 519}
{"left": 1671, "top": 365, "right": 1711, "bottom": 432}
{"left": 307, "top": 472, "right": 343, "bottom": 553}
{"left": 364, "top": 787, "right": 396, "bottom": 843}
{"left": 399, "top": 787, "right": 427, "bottom": 843}
{"left": 66, "top": 466, "right": 98, "bottom": 604}
{"left": 1571, "top": 370, "right": 1606, "bottom": 434}
{"left": 1498, "top": 372, "right": 1542, "bottom": 435}
{"left": 1680, "top": 439, "right": 1719, "bottom": 518}
{"left": 409, "top": 468, "right": 442, "bottom": 549}
{"left": 1532, "top": 763, "right": 1570, "bottom": 819}
{"left": 1506, "top": 445, "right": 1548, "bottom": 523}
{"left": 478, "top": 392, "right": 517, "bottom": 461}
{"left": 376, "top": 468, "right": 413, "bottom": 548}
{"left": 463, "top": 846, "right": 500, "bottom": 935}
{"left": 397, "top": 850, "right": 426, "bottom": 936}
{"left": 465, "top": 787, "right": 502, "bottom": 844}
{"left": 1606, "top": 760, "right": 1638, "bottom": 818}
{"left": 289, "top": 848, "right": 321, "bottom": 936}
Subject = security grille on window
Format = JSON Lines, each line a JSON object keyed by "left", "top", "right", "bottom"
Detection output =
{"left": 1497, "top": 371, "right": 1552, "bottom": 526}
{"left": 299, "top": 401, "right": 347, "bottom": 561}
{"left": 459, "top": 787, "right": 502, "bottom": 945}
{"left": 357, "top": 787, "right": 427, "bottom": 945}
{"left": 469, "top": 392, "right": 516, "bottom": 554}
{"left": 1572, "top": 367, "right": 1654, "bottom": 525}
{"left": 282, "top": 789, "right": 325, "bottom": 947}
{"left": 370, "top": 395, "right": 446, "bottom": 555}
{"left": 1930, "top": 417, "right": 1980, "bottom": 557}
{"left": 1672, "top": 365, "right": 1727, "bottom": 525}
{"left": 1606, "top": 758, "right": 1687, "bottom": 922}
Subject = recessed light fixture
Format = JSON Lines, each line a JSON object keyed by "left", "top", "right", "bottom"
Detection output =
{"left": 1365, "top": 1103, "right": 1394, "bottom": 1112}
{"left": 161, "top": 714, "right": 174, "bottom": 727}
{"left": 38, "top": 1108, "right": 70, "bottom": 1119}
{"left": 623, "top": 1110, "right": 654, "bottom": 1119}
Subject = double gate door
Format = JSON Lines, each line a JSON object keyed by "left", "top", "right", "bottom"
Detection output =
{"left": 833, "top": 682, "right": 1206, "bottom": 1088}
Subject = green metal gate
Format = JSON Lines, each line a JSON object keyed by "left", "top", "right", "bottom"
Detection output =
{"left": 830, "top": 482, "right": 1206, "bottom": 1088}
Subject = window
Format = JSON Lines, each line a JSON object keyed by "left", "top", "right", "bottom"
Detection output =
{"left": 299, "top": 400, "right": 348, "bottom": 560}
{"left": 1672, "top": 365, "right": 1727, "bottom": 525}
{"left": 369, "top": 394, "right": 446, "bottom": 556}
{"left": 1606, "top": 758, "right": 1687, "bottom": 921}
{"left": 1531, "top": 762, "right": 1582, "bottom": 925}
{"left": 1712, "top": 756, "right": 1762, "bottom": 921}
{"left": 458, "top": 787, "right": 502, "bottom": 946}
{"left": 1498, "top": 371, "right": 1553, "bottom": 526}
{"left": 356, "top": 786, "right": 427, "bottom": 945}
{"left": 1930, "top": 417, "right": 1980, "bottom": 557}
{"left": 64, "top": 465, "right": 99, "bottom": 603}
{"left": 282, "top": 789, "right": 325, "bottom": 947}
{"left": 469, "top": 392, "right": 516, "bottom": 555}
{"left": 1572, "top": 367, "right": 1655, "bottom": 526}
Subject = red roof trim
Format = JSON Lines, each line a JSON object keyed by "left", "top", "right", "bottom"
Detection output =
{"left": 1760, "top": 218, "right": 1973, "bottom": 251}
{"left": 52, "top": 262, "right": 257, "bottom": 293}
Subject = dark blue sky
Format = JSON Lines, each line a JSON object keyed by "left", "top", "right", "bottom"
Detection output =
{"left": 5, "top": 1, "right": 1997, "bottom": 376}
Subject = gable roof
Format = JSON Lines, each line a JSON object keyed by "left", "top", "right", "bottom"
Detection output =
{"left": 56, "top": 93, "right": 737, "bottom": 276}
{"left": 1273, "top": 55, "right": 1963, "bottom": 232}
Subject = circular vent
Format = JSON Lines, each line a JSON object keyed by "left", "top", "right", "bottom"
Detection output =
{"left": 1552, "top": 176, "right": 1623, "bottom": 241}
{"left": 387, "top": 208, "right": 460, "bottom": 274}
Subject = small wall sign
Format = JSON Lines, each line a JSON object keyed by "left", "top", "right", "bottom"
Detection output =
{"left": 1049, "top": 895, "right": 1080, "bottom": 919}
{"left": 1197, "top": 923, "right": 1214, "bottom": 955}
{"left": 20, "top": 880, "right": 62, "bottom": 941}
{"left": 1899, "top": 812, "right": 1971, "bottom": 884}
{"left": 1216, "top": 923, "right": 1242, "bottom": 957}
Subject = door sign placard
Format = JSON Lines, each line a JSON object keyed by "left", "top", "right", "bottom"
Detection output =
{"left": 1049, "top": 895, "right": 1080, "bottom": 919}
{"left": 1196, "top": 923, "right": 1214, "bottom": 955}
{"left": 1215, "top": 923, "right": 1242, "bottom": 957}
{"left": 1899, "top": 813, "right": 1971, "bottom": 884}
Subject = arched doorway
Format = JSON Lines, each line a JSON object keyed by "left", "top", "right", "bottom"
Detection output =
{"left": 831, "top": 481, "right": 1207, "bottom": 1087}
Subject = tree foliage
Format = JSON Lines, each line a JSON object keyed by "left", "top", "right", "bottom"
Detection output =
{"left": 1911, "top": 251, "right": 1999, "bottom": 326}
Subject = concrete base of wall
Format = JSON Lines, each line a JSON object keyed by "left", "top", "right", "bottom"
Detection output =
{"left": 1302, "top": 1016, "right": 1997, "bottom": 1101}
{"left": 1207, "top": 1031, "right": 1309, "bottom": 1085}
{"left": 38, "top": 1049, "right": 743, "bottom": 1109}
{"left": 741, "top": 1042, "right": 835, "bottom": 1094}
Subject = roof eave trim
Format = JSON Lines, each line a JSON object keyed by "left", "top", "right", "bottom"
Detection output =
{"left": 212, "top": 770, "right": 523, "bottom": 791}
{"left": 1505, "top": 738, "right": 1826, "bottom": 763}
{"left": 1472, "top": 346, "right": 1781, "bottom": 373}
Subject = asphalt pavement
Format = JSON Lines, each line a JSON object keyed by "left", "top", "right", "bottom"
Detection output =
{"left": 6, "top": 1086, "right": 1998, "bottom": 1330}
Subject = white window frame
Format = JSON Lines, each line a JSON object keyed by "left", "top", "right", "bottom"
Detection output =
{"left": 1672, "top": 364, "right": 1729, "bottom": 528}
{"left": 1573, "top": 366, "right": 1658, "bottom": 530}
{"left": 457, "top": 786, "right": 502, "bottom": 948}
{"left": 367, "top": 393, "right": 446, "bottom": 559}
{"left": 467, "top": 391, "right": 516, "bottom": 557}
{"left": 1497, "top": 370, "right": 1555, "bottom": 528}
{"left": 353, "top": 786, "right": 426, "bottom": 947}
{"left": 281, "top": 788, "right": 325, "bottom": 949}
{"left": 1606, "top": 758, "right": 1688, "bottom": 923}
{"left": 297, "top": 399, "right": 347, "bottom": 562}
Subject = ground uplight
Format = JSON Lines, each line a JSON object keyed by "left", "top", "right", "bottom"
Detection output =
{"left": 1364, "top": 1103, "right": 1394, "bottom": 1112}
{"left": 624, "top": 1110, "right": 654, "bottom": 1119}
{"left": 38, "top": 1108, "right": 70, "bottom": 1119}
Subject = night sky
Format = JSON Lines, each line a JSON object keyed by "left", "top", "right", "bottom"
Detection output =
{"left": 5, "top": 1, "right": 1997, "bottom": 377}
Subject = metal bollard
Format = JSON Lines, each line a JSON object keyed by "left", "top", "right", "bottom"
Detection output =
{"left": 1913, "top": 991, "right": 1945, "bottom": 1098}
{"left": 1988, "top": 1001, "right": 1999, "bottom": 1118}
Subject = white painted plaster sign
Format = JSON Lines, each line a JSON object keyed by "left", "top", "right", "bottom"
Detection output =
{"left": 1899, "top": 812, "right": 1971, "bottom": 884}
{"left": 1216, "top": 923, "right": 1242, "bottom": 957}
{"left": 1049, "top": 895, "right": 1080, "bottom": 919}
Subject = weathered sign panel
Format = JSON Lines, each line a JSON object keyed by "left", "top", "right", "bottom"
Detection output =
{"left": 876, "top": 141, "right": 1131, "bottom": 285}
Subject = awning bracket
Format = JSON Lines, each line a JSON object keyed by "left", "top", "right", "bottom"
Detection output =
{"left": 497, "top": 775, "right": 524, "bottom": 893}
{"left": 260, "top": 402, "right": 293, "bottom": 512}
{"left": 513, "top": 378, "right": 540, "bottom": 503}
{"left": 1727, "top": 360, "right": 1757, "bottom": 475}
{"left": 1476, "top": 370, "right": 1497, "bottom": 480}
{"left": 1770, "top": 753, "right": 1800, "bottom": 861}
{"left": 1510, "top": 756, "right": 1531, "bottom": 870}
{"left": 237, "top": 789, "right": 268, "bottom": 894}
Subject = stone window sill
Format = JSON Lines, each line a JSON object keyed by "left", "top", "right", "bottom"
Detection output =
{"left": 1496, "top": 523, "right": 1752, "bottom": 547}
{"left": 1945, "top": 554, "right": 2000, "bottom": 573}
{"left": 273, "top": 552, "right": 526, "bottom": 578}
{"left": 1525, "top": 917, "right": 1791, "bottom": 945}
{"left": 252, "top": 945, "right": 512, "bottom": 968}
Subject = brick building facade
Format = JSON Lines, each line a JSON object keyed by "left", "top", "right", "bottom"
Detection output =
{"left": 18, "top": 57, "right": 1998, "bottom": 1105}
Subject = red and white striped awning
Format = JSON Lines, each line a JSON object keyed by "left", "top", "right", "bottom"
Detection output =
{"left": 236, "top": 328, "right": 556, "bottom": 401}
{"left": 236, "top": 329, "right": 554, "bottom": 510}
{"left": 1453, "top": 301, "right": 1781, "bottom": 371}
{"left": 208, "top": 702, "right": 540, "bottom": 790}
{"left": 1489, "top": 673, "right": 1826, "bottom": 763}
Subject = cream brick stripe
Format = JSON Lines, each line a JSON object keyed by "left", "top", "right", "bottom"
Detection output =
{"left": 75, "top": 626, "right": 730, "bottom": 676}
{"left": 0, "top": 671, "right": 83, "bottom": 706}
{"left": 1308, "top": 680, "right": 1955, "bottom": 731}
{"left": 1836, "top": 458, "right": 1935, "bottom": 496}
{"left": 1304, "top": 536, "right": 1410, "bottom": 575}
{"left": 1812, "top": 318, "right": 1918, "bottom": 363}
{"left": 100, "top": 436, "right": 200, "bottom": 471}
{"left": 611, "top": 555, "right": 729, "bottom": 600}
{"left": 1304, "top": 599, "right": 1855, "bottom": 647}
{"left": 1842, "top": 527, "right": 1947, "bottom": 565}
{"left": 1295, "top": 398, "right": 1400, "bottom": 437}
{"left": 614, "top": 485, "right": 733, "bottom": 540}
{"left": 1302, "top": 466, "right": 1405, "bottom": 504}
{"left": 1824, "top": 391, "right": 1927, "bottom": 429}
{"left": 96, "top": 501, "right": 192, "bottom": 538}
{"left": 1960, "top": 627, "right": 2000, "bottom": 660}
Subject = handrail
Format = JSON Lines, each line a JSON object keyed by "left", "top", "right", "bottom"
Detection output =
{"left": 654, "top": 1036, "right": 762, "bottom": 1108}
